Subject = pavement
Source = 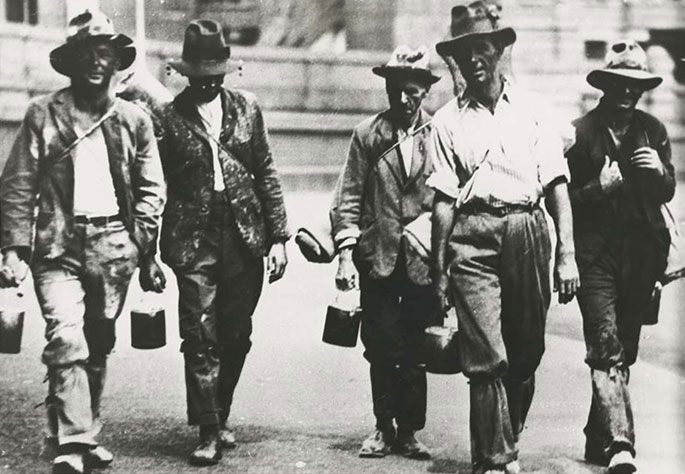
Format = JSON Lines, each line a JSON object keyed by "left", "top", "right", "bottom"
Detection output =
{"left": 1, "top": 190, "right": 684, "bottom": 474}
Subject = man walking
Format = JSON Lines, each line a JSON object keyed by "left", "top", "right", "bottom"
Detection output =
{"left": 143, "top": 20, "right": 289, "bottom": 466}
{"left": 0, "top": 10, "right": 166, "bottom": 474}
{"left": 430, "top": 3, "right": 579, "bottom": 473}
{"left": 332, "top": 45, "right": 441, "bottom": 460}
{"left": 566, "top": 40, "right": 675, "bottom": 473}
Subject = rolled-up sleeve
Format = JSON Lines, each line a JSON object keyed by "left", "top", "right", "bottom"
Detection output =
{"left": 426, "top": 116, "right": 461, "bottom": 199}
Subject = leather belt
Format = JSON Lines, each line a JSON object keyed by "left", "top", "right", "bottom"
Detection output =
{"left": 460, "top": 201, "right": 539, "bottom": 217}
{"left": 74, "top": 214, "right": 121, "bottom": 226}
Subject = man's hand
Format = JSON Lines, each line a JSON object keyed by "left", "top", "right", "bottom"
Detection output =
{"left": 267, "top": 242, "right": 287, "bottom": 283}
{"left": 435, "top": 272, "right": 451, "bottom": 313}
{"left": 335, "top": 248, "right": 358, "bottom": 291}
{"left": 630, "top": 146, "right": 663, "bottom": 176}
{"left": 0, "top": 249, "right": 29, "bottom": 288}
{"left": 553, "top": 251, "right": 580, "bottom": 304}
{"left": 599, "top": 155, "right": 623, "bottom": 194}
{"left": 139, "top": 257, "right": 167, "bottom": 293}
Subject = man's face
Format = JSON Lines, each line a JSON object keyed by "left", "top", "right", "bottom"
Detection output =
{"left": 601, "top": 79, "right": 644, "bottom": 113}
{"left": 188, "top": 75, "right": 225, "bottom": 103}
{"left": 452, "top": 37, "right": 502, "bottom": 87}
{"left": 386, "top": 77, "right": 429, "bottom": 125}
{"left": 72, "top": 39, "right": 119, "bottom": 89}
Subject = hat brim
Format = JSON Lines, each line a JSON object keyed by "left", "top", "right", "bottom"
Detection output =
{"left": 435, "top": 27, "right": 516, "bottom": 57}
{"left": 586, "top": 68, "right": 663, "bottom": 91}
{"left": 50, "top": 34, "right": 136, "bottom": 77}
{"left": 372, "top": 65, "right": 441, "bottom": 85}
{"left": 168, "top": 58, "right": 242, "bottom": 77}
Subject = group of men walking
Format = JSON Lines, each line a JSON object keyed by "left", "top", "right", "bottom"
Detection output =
{"left": 0, "top": 2, "right": 675, "bottom": 474}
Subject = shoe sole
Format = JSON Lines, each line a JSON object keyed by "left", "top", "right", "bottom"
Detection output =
{"left": 358, "top": 450, "right": 388, "bottom": 458}
{"left": 609, "top": 463, "right": 637, "bottom": 474}
{"left": 399, "top": 451, "right": 431, "bottom": 460}
{"left": 189, "top": 455, "right": 221, "bottom": 467}
{"left": 53, "top": 461, "right": 88, "bottom": 474}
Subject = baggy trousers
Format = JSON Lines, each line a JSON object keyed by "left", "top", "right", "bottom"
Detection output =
{"left": 446, "top": 208, "right": 551, "bottom": 472}
{"left": 359, "top": 253, "right": 440, "bottom": 432}
{"left": 173, "top": 192, "right": 264, "bottom": 426}
{"left": 575, "top": 225, "right": 665, "bottom": 462}
{"left": 32, "top": 220, "right": 139, "bottom": 446}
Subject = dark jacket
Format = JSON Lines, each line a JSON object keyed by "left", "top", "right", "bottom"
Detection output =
{"left": 158, "top": 87, "right": 289, "bottom": 269}
{"left": 0, "top": 88, "right": 166, "bottom": 261}
{"left": 331, "top": 109, "right": 435, "bottom": 285}
{"left": 565, "top": 106, "right": 675, "bottom": 262}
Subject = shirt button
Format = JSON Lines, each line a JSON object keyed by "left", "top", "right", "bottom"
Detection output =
{"left": 200, "top": 204, "right": 209, "bottom": 213}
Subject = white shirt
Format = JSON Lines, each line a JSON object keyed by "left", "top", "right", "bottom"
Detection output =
{"left": 72, "top": 126, "right": 120, "bottom": 217}
{"left": 196, "top": 96, "right": 226, "bottom": 192}
{"left": 397, "top": 124, "right": 415, "bottom": 178}
{"left": 428, "top": 81, "right": 569, "bottom": 207}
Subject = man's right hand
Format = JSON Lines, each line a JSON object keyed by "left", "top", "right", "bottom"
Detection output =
{"left": 139, "top": 257, "right": 167, "bottom": 293}
{"left": 599, "top": 155, "right": 623, "bottom": 194}
{"left": 435, "top": 272, "right": 451, "bottom": 313}
{"left": 335, "top": 248, "right": 359, "bottom": 291}
{"left": 0, "top": 249, "right": 29, "bottom": 288}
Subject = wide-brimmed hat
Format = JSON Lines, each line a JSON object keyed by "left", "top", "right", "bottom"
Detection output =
{"left": 168, "top": 20, "right": 241, "bottom": 77}
{"left": 49, "top": 10, "right": 136, "bottom": 77}
{"left": 586, "top": 40, "right": 662, "bottom": 91}
{"left": 436, "top": 1, "right": 516, "bottom": 57}
{"left": 372, "top": 45, "right": 441, "bottom": 85}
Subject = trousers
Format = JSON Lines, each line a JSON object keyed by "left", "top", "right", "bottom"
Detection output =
{"left": 32, "top": 220, "right": 138, "bottom": 446}
{"left": 173, "top": 192, "right": 264, "bottom": 426}
{"left": 575, "top": 225, "right": 665, "bottom": 461}
{"left": 446, "top": 208, "right": 551, "bottom": 472}
{"left": 359, "top": 252, "right": 440, "bottom": 432}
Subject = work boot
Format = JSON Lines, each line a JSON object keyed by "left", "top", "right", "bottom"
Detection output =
{"left": 86, "top": 445, "right": 114, "bottom": 468}
{"left": 189, "top": 425, "right": 222, "bottom": 466}
{"left": 53, "top": 453, "right": 87, "bottom": 474}
{"left": 219, "top": 425, "right": 237, "bottom": 449}
{"left": 358, "top": 426, "right": 395, "bottom": 458}
{"left": 393, "top": 429, "right": 431, "bottom": 459}
{"left": 505, "top": 459, "right": 521, "bottom": 474}
{"left": 608, "top": 450, "right": 637, "bottom": 474}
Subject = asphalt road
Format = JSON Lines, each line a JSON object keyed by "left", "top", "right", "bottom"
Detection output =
{"left": 1, "top": 189, "right": 684, "bottom": 474}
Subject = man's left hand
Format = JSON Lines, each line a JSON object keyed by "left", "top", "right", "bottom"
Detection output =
{"left": 267, "top": 242, "right": 287, "bottom": 283}
{"left": 554, "top": 252, "right": 580, "bottom": 304}
{"left": 630, "top": 146, "right": 663, "bottom": 176}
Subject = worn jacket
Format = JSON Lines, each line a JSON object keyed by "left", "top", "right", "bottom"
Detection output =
{"left": 331, "top": 109, "right": 435, "bottom": 285}
{"left": 566, "top": 105, "right": 675, "bottom": 262}
{"left": 0, "top": 88, "right": 166, "bottom": 261}
{"left": 158, "top": 87, "right": 289, "bottom": 269}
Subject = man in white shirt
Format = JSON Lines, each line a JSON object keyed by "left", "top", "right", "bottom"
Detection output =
{"left": 430, "top": 3, "right": 579, "bottom": 473}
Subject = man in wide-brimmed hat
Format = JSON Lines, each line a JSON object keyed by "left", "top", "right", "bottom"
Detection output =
{"left": 565, "top": 40, "right": 675, "bottom": 474}
{"left": 430, "top": 3, "right": 579, "bottom": 473}
{"left": 0, "top": 9, "right": 166, "bottom": 474}
{"left": 331, "top": 45, "right": 441, "bottom": 460}
{"left": 141, "top": 19, "right": 289, "bottom": 466}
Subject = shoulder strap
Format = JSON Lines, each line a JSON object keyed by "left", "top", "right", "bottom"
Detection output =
{"left": 52, "top": 104, "right": 117, "bottom": 164}
{"left": 180, "top": 115, "right": 250, "bottom": 175}
{"left": 372, "top": 120, "right": 432, "bottom": 170}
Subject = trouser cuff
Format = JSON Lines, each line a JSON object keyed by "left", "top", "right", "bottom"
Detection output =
{"left": 187, "top": 412, "right": 220, "bottom": 426}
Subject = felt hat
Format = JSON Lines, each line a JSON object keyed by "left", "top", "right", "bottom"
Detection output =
{"left": 372, "top": 45, "right": 440, "bottom": 85}
{"left": 436, "top": 1, "right": 515, "bottom": 57}
{"left": 586, "top": 40, "right": 662, "bottom": 91}
{"left": 168, "top": 20, "right": 242, "bottom": 77}
{"left": 49, "top": 10, "right": 136, "bottom": 77}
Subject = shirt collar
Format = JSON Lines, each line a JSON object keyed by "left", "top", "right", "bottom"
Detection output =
{"left": 457, "top": 77, "right": 514, "bottom": 110}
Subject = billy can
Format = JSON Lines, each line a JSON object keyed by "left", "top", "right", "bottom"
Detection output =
{"left": 130, "top": 291, "right": 166, "bottom": 350}
{"left": 322, "top": 288, "right": 362, "bottom": 348}
{"left": 0, "top": 287, "right": 25, "bottom": 354}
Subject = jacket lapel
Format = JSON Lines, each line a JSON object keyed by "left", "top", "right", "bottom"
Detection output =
{"left": 101, "top": 105, "right": 131, "bottom": 219}
{"left": 174, "top": 89, "right": 212, "bottom": 149}
{"left": 47, "top": 90, "right": 79, "bottom": 158}
{"left": 404, "top": 111, "right": 431, "bottom": 188}
{"left": 376, "top": 112, "right": 405, "bottom": 187}
{"left": 219, "top": 89, "right": 236, "bottom": 144}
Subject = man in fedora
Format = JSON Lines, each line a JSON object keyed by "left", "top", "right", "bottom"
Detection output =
{"left": 0, "top": 10, "right": 166, "bottom": 474}
{"left": 331, "top": 45, "right": 441, "bottom": 460}
{"left": 141, "top": 19, "right": 289, "bottom": 466}
{"left": 565, "top": 40, "right": 675, "bottom": 474}
{"left": 430, "top": 3, "right": 579, "bottom": 473}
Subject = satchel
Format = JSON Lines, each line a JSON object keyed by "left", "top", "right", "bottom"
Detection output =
{"left": 661, "top": 203, "right": 685, "bottom": 284}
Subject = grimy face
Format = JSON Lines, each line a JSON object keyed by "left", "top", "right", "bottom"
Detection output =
{"left": 386, "top": 77, "right": 429, "bottom": 126}
{"left": 452, "top": 37, "right": 503, "bottom": 88}
{"left": 601, "top": 79, "right": 645, "bottom": 114}
{"left": 188, "top": 74, "right": 225, "bottom": 103}
{"left": 72, "top": 39, "right": 119, "bottom": 90}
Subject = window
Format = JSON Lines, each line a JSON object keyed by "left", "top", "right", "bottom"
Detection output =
{"left": 6, "top": 0, "right": 39, "bottom": 25}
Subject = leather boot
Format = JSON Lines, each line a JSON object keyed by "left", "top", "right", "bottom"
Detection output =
{"left": 189, "top": 425, "right": 221, "bottom": 466}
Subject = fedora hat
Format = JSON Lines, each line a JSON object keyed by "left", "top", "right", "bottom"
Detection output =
{"left": 372, "top": 45, "right": 440, "bottom": 85}
{"left": 50, "top": 10, "right": 136, "bottom": 77}
{"left": 587, "top": 40, "right": 662, "bottom": 91}
{"left": 168, "top": 20, "right": 241, "bottom": 77}
{"left": 436, "top": 1, "right": 516, "bottom": 57}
